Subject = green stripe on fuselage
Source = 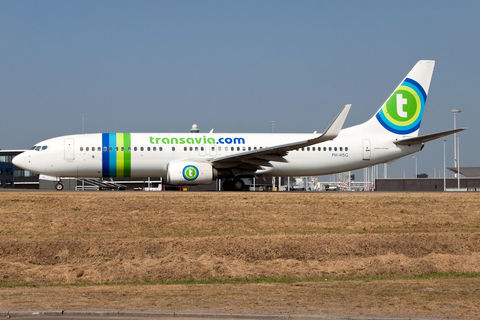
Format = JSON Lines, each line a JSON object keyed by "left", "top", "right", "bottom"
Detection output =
{"left": 124, "top": 133, "right": 131, "bottom": 177}
{"left": 116, "top": 133, "right": 124, "bottom": 177}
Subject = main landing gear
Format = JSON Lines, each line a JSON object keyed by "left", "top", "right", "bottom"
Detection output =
{"left": 222, "top": 178, "right": 245, "bottom": 191}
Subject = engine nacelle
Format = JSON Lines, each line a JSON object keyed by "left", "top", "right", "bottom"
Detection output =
{"left": 166, "top": 161, "right": 217, "bottom": 185}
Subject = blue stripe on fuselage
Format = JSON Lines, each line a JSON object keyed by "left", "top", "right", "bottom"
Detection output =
{"left": 108, "top": 133, "right": 117, "bottom": 177}
{"left": 102, "top": 133, "right": 109, "bottom": 177}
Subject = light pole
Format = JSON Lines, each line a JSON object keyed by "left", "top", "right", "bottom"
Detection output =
{"left": 82, "top": 114, "right": 85, "bottom": 134}
{"left": 271, "top": 121, "right": 274, "bottom": 133}
{"left": 451, "top": 109, "right": 461, "bottom": 175}
{"left": 413, "top": 156, "right": 417, "bottom": 178}
{"left": 457, "top": 136, "right": 461, "bottom": 190}
{"left": 443, "top": 139, "right": 447, "bottom": 191}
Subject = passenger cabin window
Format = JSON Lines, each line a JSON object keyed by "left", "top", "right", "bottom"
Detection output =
{"left": 184, "top": 147, "right": 187, "bottom": 151}
{"left": 334, "top": 147, "right": 337, "bottom": 151}
{"left": 140, "top": 147, "right": 144, "bottom": 151}
{"left": 201, "top": 147, "right": 204, "bottom": 151}
{"left": 153, "top": 147, "right": 156, "bottom": 151}
{"left": 80, "top": 147, "right": 84, "bottom": 151}
{"left": 159, "top": 147, "right": 163, "bottom": 151}
{"left": 128, "top": 147, "right": 131, "bottom": 151}
{"left": 103, "top": 147, "right": 107, "bottom": 151}
{"left": 172, "top": 147, "right": 175, "bottom": 151}
{"left": 312, "top": 147, "right": 315, "bottom": 151}
{"left": 340, "top": 147, "right": 343, "bottom": 151}
{"left": 345, "top": 147, "right": 348, "bottom": 151}
{"left": 86, "top": 147, "right": 89, "bottom": 151}
{"left": 323, "top": 147, "right": 327, "bottom": 151}
{"left": 134, "top": 147, "right": 137, "bottom": 151}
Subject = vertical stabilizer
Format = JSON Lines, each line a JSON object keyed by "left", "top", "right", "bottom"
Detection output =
{"left": 358, "top": 60, "right": 435, "bottom": 137}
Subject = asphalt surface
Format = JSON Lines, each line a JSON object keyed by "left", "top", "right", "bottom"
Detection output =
{"left": 0, "top": 310, "right": 462, "bottom": 320}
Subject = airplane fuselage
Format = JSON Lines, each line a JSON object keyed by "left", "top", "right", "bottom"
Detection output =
{"left": 15, "top": 129, "right": 420, "bottom": 179}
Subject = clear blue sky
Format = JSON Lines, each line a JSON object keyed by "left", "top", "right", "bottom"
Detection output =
{"left": 1, "top": 0, "right": 479, "bottom": 179}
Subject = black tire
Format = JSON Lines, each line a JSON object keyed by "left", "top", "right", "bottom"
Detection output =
{"left": 232, "top": 178, "right": 245, "bottom": 191}
{"left": 55, "top": 182, "right": 64, "bottom": 191}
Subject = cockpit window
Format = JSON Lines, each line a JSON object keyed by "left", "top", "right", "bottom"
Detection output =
{"left": 41, "top": 146, "right": 48, "bottom": 151}
{"left": 30, "top": 146, "right": 36, "bottom": 150}
{"left": 35, "top": 146, "right": 41, "bottom": 151}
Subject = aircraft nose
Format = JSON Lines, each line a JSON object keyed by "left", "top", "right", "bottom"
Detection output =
{"left": 12, "top": 152, "right": 27, "bottom": 170}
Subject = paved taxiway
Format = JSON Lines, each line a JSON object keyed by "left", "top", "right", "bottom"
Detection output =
{"left": 2, "top": 311, "right": 463, "bottom": 320}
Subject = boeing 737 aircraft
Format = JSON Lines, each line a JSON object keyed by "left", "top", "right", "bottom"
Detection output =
{"left": 13, "top": 60, "right": 466, "bottom": 191}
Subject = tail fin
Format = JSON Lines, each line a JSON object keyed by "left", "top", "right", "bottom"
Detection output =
{"left": 363, "top": 60, "right": 435, "bottom": 137}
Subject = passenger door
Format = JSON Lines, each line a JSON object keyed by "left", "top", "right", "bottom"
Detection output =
{"left": 362, "top": 139, "right": 371, "bottom": 160}
{"left": 64, "top": 138, "right": 75, "bottom": 160}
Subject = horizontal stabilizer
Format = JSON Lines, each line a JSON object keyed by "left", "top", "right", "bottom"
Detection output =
{"left": 394, "top": 128, "right": 467, "bottom": 145}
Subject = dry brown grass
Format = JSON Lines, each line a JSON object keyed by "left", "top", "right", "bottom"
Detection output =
{"left": 1, "top": 278, "right": 480, "bottom": 319}
{"left": 1, "top": 191, "right": 480, "bottom": 318}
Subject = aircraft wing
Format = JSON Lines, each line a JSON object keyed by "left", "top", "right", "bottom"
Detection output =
{"left": 209, "top": 104, "right": 351, "bottom": 169}
{"left": 393, "top": 128, "right": 467, "bottom": 146}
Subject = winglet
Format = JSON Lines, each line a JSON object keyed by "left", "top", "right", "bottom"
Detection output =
{"left": 312, "top": 104, "right": 351, "bottom": 143}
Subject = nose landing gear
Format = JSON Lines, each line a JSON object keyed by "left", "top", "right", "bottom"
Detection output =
{"left": 55, "top": 182, "right": 64, "bottom": 191}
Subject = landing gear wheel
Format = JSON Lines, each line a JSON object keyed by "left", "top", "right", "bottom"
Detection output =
{"left": 232, "top": 178, "right": 245, "bottom": 191}
{"left": 55, "top": 182, "right": 64, "bottom": 191}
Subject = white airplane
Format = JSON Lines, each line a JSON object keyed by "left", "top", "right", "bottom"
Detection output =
{"left": 13, "top": 60, "right": 466, "bottom": 191}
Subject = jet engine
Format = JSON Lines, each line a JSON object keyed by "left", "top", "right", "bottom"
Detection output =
{"left": 166, "top": 161, "right": 218, "bottom": 185}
